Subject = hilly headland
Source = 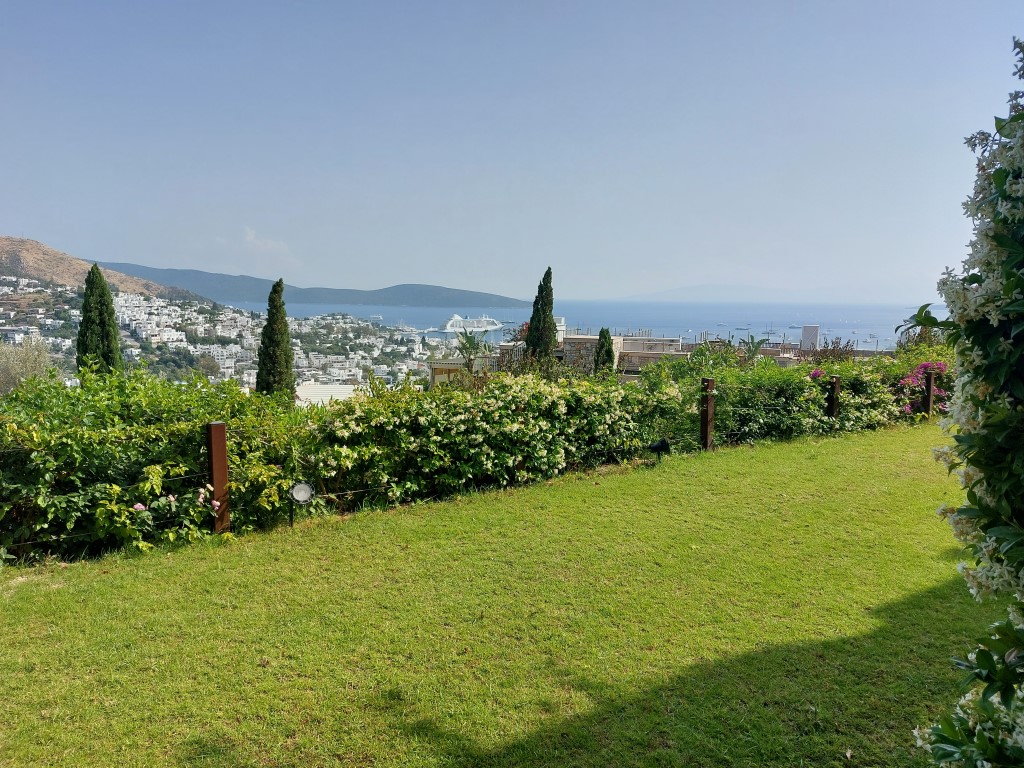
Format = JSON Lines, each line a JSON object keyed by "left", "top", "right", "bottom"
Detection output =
{"left": 100, "top": 262, "right": 530, "bottom": 308}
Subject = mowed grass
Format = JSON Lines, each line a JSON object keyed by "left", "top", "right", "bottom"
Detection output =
{"left": 0, "top": 424, "right": 999, "bottom": 767}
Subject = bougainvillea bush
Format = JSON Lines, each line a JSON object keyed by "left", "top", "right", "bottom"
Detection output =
{"left": 871, "top": 342, "right": 956, "bottom": 418}
{"left": 913, "top": 40, "right": 1024, "bottom": 766}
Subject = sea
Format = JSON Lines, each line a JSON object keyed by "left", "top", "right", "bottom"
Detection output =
{"left": 227, "top": 299, "right": 935, "bottom": 351}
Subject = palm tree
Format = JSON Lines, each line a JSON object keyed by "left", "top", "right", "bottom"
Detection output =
{"left": 738, "top": 334, "right": 768, "bottom": 366}
{"left": 455, "top": 330, "right": 490, "bottom": 373}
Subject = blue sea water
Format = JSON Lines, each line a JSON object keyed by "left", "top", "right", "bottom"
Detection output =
{"left": 229, "top": 299, "right": 928, "bottom": 351}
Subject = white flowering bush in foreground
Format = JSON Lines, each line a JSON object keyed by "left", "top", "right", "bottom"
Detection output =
{"left": 914, "top": 40, "right": 1024, "bottom": 766}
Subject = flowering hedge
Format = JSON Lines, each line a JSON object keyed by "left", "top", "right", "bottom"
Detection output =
{"left": 0, "top": 344, "right": 952, "bottom": 561}
{"left": 0, "top": 369, "right": 311, "bottom": 559}
{"left": 913, "top": 40, "right": 1024, "bottom": 766}
{"left": 308, "top": 374, "right": 664, "bottom": 508}
{"left": 636, "top": 352, "right": 939, "bottom": 449}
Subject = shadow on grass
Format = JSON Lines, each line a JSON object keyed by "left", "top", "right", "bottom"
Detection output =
{"left": 378, "top": 578, "right": 994, "bottom": 768}
{"left": 177, "top": 735, "right": 253, "bottom": 768}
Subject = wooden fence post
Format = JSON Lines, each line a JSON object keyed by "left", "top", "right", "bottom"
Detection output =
{"left": 827, "top": 376, "right": 841, "bottom": 419}
{"left": 207, "top": 421, "right": 230, "bottom": 533}
{"left": 924, "top": 370, "right": 935, "bottom": 416}
{"left": 700, "top": 378, "right": 715, "bottom": 451}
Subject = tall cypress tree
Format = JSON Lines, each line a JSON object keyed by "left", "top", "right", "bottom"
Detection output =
{"left": 524, "top": 267, "right": 557, "bottom": 358}
{"left": 594, "top": 327, "right": 614, "bottom": 373}
{"left": 76, "top": 264, "right": 122, "bottom": 372}
{"left": 255, "top": 279, "right": 294, "bottom": 396}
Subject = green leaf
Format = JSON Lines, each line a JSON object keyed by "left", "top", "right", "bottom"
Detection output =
{"left": 995, "top": 111, "right": 1024, "bottom": 138}
{"left": 992, "top": 232, "right": 1024, "bottom": 256}
{"left": 993, "top": 167, "right": 1010, "bottom": 197}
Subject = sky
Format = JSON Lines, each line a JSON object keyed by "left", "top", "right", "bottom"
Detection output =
{"left": 1, "top": 1, "right": 1022, "bottom": 303}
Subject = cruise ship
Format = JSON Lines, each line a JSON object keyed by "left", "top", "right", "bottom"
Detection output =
{"left": 440, "top": 314, "right": 504, "bottom": 333}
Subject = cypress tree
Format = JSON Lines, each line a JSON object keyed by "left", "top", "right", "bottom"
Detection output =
{"left": 594, "top": 327, "right": 614, "bottom": 373}
{"left": 524, "top": 267, "right": 557, "bottom": 358}
{"left": 255, "top": 279, "right": 294, "bottom": 396}
{"left": 76, "top": 264, "right": 122, "bottom": 372}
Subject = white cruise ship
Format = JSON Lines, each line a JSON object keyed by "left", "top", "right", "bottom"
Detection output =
{"left": 440, "top": 314, "right": 504, "bottom": 333}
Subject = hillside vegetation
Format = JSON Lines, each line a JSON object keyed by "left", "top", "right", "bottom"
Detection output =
{"left": 0, "top": 425, "right": 993, "bottom": 767}
{"left": 0, "top": 236, "right": 199, "bottom": 299}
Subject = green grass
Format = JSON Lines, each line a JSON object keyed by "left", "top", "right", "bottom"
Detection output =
{"left": 0, "top": 424, "right": 999, "bottom": 767}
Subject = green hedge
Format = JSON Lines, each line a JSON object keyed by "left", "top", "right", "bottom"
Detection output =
{"left": 308, "top": 374, "right": 662, "bottom": 508}
{"left": 0, "top": 369, "right": 309, "bottom": 559}
{"left": 0, "top": 348, "right": 952, "bottom": 560}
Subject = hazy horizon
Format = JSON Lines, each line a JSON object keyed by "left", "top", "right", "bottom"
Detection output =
{"left": 2, "top": 1, "right": 1019, "bottom": 303}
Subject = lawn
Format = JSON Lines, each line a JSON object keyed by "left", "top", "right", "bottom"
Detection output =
{"left": 0, "top": 424, "right": 998, "bottom": 767}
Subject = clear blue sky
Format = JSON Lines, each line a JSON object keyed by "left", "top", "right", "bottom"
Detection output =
{"left": 1, "top": 1, "right": 1020, "bottom": 302}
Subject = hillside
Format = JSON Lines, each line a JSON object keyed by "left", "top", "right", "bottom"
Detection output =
{"left": 0, "top": 237, "right": 200, "bottom": 300}
{"left": 100, "top": 262, "right": 531, "bottom": 308}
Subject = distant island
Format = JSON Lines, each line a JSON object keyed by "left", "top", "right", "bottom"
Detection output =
{"left": 101, "top": 263, "right": 530, "bottom": 308}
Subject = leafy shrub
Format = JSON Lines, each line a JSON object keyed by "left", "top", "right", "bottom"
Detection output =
{"left": 638, "top": 352, "right": 917, "bottom": 449}
{"left": 713, "top": 360, "right": 828, "bottom": 443}
{"left": 802, "top": 337, "right": 856, "bottom": 364}
{"left": 868, "top": 342, "right": 955, "bottom": 417}
{"left": 913, "top": 40, "right": 1024, "bottom": 765}
{"left": 0, "top": 368, "right": 309, "bottom": 559}
{"left": 308, "top": 374, "right": 656, "bottom": 509}
{"left": 827, "top": 361, "right": 902, "bottom": 431}
{"left": 0, "top": 338, "right": 52, "bottom": 394}
{"left": 0, "top": 337, "right": 956, "bottom": 563}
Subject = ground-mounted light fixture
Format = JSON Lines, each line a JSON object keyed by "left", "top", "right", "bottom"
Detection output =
{"left": 647, "top": 438, "right": 671, "bottom": 463}
{"left": 289, "top": 481, "right": 314, "bottom": 526}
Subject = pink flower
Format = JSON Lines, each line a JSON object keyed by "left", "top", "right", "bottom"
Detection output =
{"left": 167, "top": 495, "right": 176, "bottom": 503}
{"left": 211, "top": 500, "right": 221, "bottom": 510}
{"left": 133, "top": 503, "right": 147, "bottom": 511}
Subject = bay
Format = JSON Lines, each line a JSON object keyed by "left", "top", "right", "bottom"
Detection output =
{"left": 228, "top": 299, "right": 931, "bottom": 351}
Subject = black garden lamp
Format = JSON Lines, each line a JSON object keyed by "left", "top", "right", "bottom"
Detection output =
{"left": 647, "top": 438, "right": 671, "bottom": 462}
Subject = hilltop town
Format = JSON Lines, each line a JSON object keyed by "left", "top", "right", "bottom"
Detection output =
{"left": 0, "top": 274, "right": 445, "bottom": 395}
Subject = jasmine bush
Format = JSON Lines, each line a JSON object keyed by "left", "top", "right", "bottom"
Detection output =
{"left": 913, "top": 40, "right": 1024, "bottom": 766}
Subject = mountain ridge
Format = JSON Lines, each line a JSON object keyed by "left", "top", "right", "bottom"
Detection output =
{"left": 100, "top": 262, "right": 530, "bottom": 308}
{"left": 0, "top": 237, "right": 200, "bottom": 299}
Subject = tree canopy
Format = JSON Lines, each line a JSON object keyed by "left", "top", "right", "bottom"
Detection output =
{"left": 255, "top": 279, "right": 294, "bottom": 396}
{"left": 76, "top": 263, "right": 122, "bottom": 372}
{"left": 594, "top": 327, "right": 614, "bottom": 373}
{"left": 455, "top": 329, "right": 490, "bottom": 373}
{"left": 525, "top": 267, "right": 556, "bottom": 359}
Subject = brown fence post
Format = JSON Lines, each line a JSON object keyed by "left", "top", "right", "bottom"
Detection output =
{"left": 700, "top": 378, "right": 715, "bottom": 451}
{"left": 826, "top": 376, "right": 841, "bottom": 419}
{"left": 207, "top": 421, "right": 230, "bottom": 532}
{"left": 924, "top": 370, "right": 935, "bottom": 416}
